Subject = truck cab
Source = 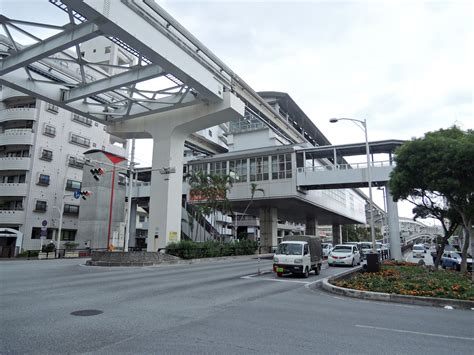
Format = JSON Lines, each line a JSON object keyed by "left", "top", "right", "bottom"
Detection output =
{"left": 273, "top": 235, "right": 322, "bottom": 278}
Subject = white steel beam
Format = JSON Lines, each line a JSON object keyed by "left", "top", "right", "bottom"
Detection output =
{"left": 0, "top": 21, "right": 101, "bottom": 75}
{"left": 62, "top": 64, "right": 166, "bottom": 103}
{"left": 62, "top": 0, "right": 224, "bottom": 102}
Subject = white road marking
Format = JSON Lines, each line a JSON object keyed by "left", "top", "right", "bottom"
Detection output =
{"left": 241, "top": 274, "right": 313, "bottom": 284}
{"left": 355, "top": 324, "right": 474, "bottom": 341}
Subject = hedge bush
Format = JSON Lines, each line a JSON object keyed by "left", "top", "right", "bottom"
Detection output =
{"left": 166, "top": 240, "right": 258, "bottom": 259}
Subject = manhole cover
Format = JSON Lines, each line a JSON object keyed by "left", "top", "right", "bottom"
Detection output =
{"left": 70, "top": 309, "right": 103, "bottom": 316}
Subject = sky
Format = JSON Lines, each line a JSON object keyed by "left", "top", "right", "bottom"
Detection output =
{"left": 2, "top": 0, "right": 473, "bottom": 221}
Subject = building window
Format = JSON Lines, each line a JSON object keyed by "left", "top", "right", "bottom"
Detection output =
{"left": 70, "top": 134, "right": 90, "bottom": 147}
{"left": 271, "top": 154, "right": 292, "bottom": 180}
{"left": 209, "top": 161, "right": 227, "bottom": 176}
{"left": 63, "top": 204, "right": 79, "bottom": 216}
{"left": 105, "top": 46, "right": 111, "bottom": 54}
{"left": 61, "top": 229, "right": 77, "bottom": 241}
{"left": 31, "top": 227, "right": 53, "bottom": 240}
{"left": 35, "top": 200, "right": 47, "bottom": 212}
{"left": 43, "top": 124, "right": 56, "bottom": 137}
{"left": 38, "top": 174, "right": 50, "bottom": 186}
{"left": 68, "top": 155, "right": 85, "bottom": 169}
{"left": 139, "top": 215, "right": 145, "bottom": 223}
{"left": 46, "top": 103, "right": 58, "bottom": 113}
{"left": 40, "top": 149, "right": 53, "bottom": 161}
{"left": 72, "top": 114, "right": 92, "bottom": 126}
{"left": 250, "top": 156, "right": 269, "bottom": 182}
{"left": 19, "top": 175, "right": 26, "bottom": 183}
{"left": 229, "top": 159, "right": 247, "bottom": 183}
{"left": 65, "top": 179, "right": 81, "bottom": 191}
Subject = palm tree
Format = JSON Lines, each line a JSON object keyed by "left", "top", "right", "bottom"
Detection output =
{"left": 186, "top": 171, "right": 234, "bottom": 242}
{"left": 235, "top": 183, "right": 264, "bottom": 240}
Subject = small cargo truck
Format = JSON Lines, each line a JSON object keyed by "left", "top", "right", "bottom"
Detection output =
{"left": 273, "top": 235, "right": 323, "bottom": 278}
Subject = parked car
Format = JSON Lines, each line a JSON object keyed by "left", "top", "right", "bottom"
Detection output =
{"left": 441, "top": 251, "right": 473, "bottom": 271}
{"left": 328, "top": 244, "right": 361, "bottom": 267}
{"left": 412, "top": 244, "right": 426, "bottom": 258}
{"left": 358, "top": 242, "right": 372, "bottom": 260}
{"left": 321, "top": 243, "right": 333, "bottom": 258}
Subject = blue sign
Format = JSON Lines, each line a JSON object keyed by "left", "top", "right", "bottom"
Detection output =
{"left": 41, "top": 219, "right": 48, "bottom": 227}
{"left": 74, "top": 189, "right": 81, "bottom": 199}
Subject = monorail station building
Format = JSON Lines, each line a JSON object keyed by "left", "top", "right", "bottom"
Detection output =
{"left": 184, "top": 92, "right": 368, "bottom": 250}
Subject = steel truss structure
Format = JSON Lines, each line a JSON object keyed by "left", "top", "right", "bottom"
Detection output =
{"left": 0, "top": 0, "right": 305, "bottom": 144}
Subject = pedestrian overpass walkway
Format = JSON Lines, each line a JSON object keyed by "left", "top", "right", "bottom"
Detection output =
{"left": 295, "top": 140, "right": 403, "bottom": 189}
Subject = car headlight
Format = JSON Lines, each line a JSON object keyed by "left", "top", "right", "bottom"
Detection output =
{"left": 294, "top": 258, "right": 303, "bottom": 264}
{"left": 273, "top": 257, "right": 279, "bottom": 263}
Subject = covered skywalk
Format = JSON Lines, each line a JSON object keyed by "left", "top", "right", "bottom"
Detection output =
{"left": 187, "top": 140, "right": 405, "bottom": 259}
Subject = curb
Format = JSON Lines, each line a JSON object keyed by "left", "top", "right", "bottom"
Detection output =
{"left": 321, "top": 268, "right": 474, "bottom": 310}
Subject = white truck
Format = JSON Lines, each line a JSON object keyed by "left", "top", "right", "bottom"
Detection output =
{"left": 273, "top": 235, "right": 323, "bottom": 278}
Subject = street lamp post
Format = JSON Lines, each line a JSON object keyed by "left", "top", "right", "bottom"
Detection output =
{"left": 329, "top": 118, "right": 378, "bottom": 264}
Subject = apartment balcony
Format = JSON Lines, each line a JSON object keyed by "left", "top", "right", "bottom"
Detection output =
{"left": 0, "top": 108, "right": 36, "bottom": 123}
{"left": 1, "top": 87, "right": 30, "bottom": 101}
{"left": 0, "top": 183, "right": 28, "bottom": 197}
{"left": 0, "top": 157, "right": 31, "bottom": 171}
{"left": 0, "top": 209, "right": 25, "bottom": 224}
{"left": 0, "top": 128, "right": 34, "bottom": 146}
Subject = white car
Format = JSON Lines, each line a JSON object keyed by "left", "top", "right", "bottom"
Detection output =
{"left": 322, "top": 243, "right": 333, "bottom": 258}
{"left": 412, "top": 244, "right": 426, "bottom": 258}
{"left": 328, "top": 244, "right": 361, "bottom": 267}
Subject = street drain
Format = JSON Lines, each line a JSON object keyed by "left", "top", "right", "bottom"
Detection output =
{"left": 70, "top": 309, "right": 103, "bottom": 316}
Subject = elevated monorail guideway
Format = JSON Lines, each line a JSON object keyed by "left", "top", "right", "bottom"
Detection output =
{"left": 0, "top": 0, "right": 305, "bottom": 251}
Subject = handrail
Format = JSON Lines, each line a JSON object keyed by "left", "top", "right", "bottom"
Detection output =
{"left": 298, "top": 160, "right": 394, "bottom": 172}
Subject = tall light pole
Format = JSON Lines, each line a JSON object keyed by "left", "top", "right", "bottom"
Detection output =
{"left": 329, "top": 118, "right": 376, "bottom": 254}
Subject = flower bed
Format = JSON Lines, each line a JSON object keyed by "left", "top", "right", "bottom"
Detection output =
{"left": 332, "top": 261, "right": 474, "bottom": 301}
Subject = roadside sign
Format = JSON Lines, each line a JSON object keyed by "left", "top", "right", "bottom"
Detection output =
{"left": 41, "top": 219, "right": 48, "bottom": 227}
{"left": 74, "top": 189, "right": 81, "bottom": 199}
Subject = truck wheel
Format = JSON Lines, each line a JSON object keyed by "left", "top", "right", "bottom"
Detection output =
{"left": 277, "top": 272, "right": 283, "bottom": 277}
{"left": 303, "top": 267, "right": 309, "bottom": 278}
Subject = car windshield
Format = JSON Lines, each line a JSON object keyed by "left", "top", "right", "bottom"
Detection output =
{"left": 413, "top": 246, "right": 424, "bottom": 250}
{"left": 360, "top": 243, "right": 371, "bottom": 249}
{"left": 333, "top": 246, "right": 352, "bottom": 253}
{"left": 322, "top": 244, "right": 330, "bottom": 249}
{"left": 277, "top": 243, "right": 303, "bottom": 255}
{"left": 451, "top": 253, "right": 472, "bottom": 258}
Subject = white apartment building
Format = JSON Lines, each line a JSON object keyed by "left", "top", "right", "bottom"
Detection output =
{"left": 0, "top": 37, "right": 129, "bottom": 253}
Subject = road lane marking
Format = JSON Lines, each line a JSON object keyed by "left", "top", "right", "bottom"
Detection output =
{"left": 241, "top": 274, "right": 313, "bottom": 284}
{"left": 355, "top": 324, "right": 474, "bottom": 341}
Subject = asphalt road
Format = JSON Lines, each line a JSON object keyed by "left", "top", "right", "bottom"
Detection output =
{"left": 405, "top": 247, "right": 435, "bottom": 265}
{"left": 1, "top": 257, "right": 472, "bottom": 354}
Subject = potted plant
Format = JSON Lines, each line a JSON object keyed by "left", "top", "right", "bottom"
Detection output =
{"left": 64, "top": 242, "right": 79, "bottom": 258}
{"left": 38, "top": 241, "right": 56, "bottom": 259}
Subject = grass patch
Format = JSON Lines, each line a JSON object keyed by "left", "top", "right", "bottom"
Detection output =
{"left": 332, "top": 261, "right": 474, "bottom": 301}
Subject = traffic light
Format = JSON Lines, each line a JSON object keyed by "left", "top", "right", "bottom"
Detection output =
{"left": 90, "top": 167, "right": 105, "bottom": 181}
{"left": 80, "top": 190, "right": 92, "bottom": 200}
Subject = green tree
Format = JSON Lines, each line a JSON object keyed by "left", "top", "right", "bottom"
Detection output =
{"left": 187, "top": 171, "right": 234, "bottom": 243}
{"left": 389, "top": 126, "right": 474, "bottom": 271}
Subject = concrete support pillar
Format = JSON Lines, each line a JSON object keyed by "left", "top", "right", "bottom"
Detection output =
{"left": 332, "top": 224, "right": 341, "bottom": 245}
{"left": 259, "top": 207, "right": 278, "bottom": 251}
{"left": 109, "top": 92, "right": 244, "bottom": 252}
{"left": 385, "top": 185, "right": 402, "bottom": 260}
{"left": 306, "top": 216, "right": 318, "bottom": 236}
